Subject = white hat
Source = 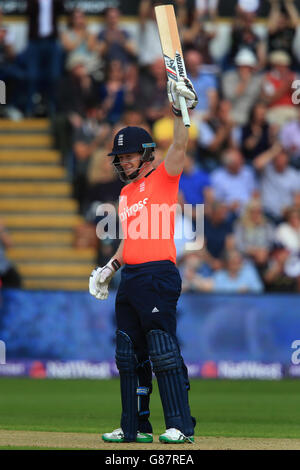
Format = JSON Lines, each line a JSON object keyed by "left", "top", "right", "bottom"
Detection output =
{"left": 269, "top": 50, "right": 291, "bottom": 66}
{"left": 238, "top": 0, "right": 260, "bottom": 13}
{"left": 235, "top": 49, "right": 257, "bottom": 67}
{"left": 66, "top": 53, "right": 88, "bottom": 71}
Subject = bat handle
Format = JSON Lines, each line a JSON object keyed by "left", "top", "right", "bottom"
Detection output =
{"left": 179, "top": 95, "right": 190, "bottom": 127}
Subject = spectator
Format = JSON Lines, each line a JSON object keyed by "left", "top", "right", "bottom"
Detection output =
{"left": 275, "top": 206, "right": 300, "bottom": 254}
{"left": 241, "top": 101, "right": 274, "bottom": 163}
{"left": 210, "top": 148, "right": 258, "bottom": 213}
{"left": 99, "top": 59, "right": 126, "bottom": 125}
{"left": 204, "top": 200, "right": 237, "bottom": 267}
{"left": 279, "top": 105, "right": 300, "bottom": 169}
{"left": 253, "top": 142, "right": 300, "bottom": 223}
{"left": 212, "top": 249, "right": 264, "bottom": 293}
{"left": 178, "top": 153, "right": 214, "bottom": 220}
{"left": 0, "top": 220, "right": 22, "bottom": 288}
{"left": 25, "top": 0, "right": 64, "bottom": 116}
{"left": 71, "top": 106, "right": 111, "bottom": 213}
{"left": 182, "top": 12, "right": 217, "bottom": 67}
{"left": 197, "top": 100, "right": 240, "bottom": 170}
{"left": 138, "top": 57, "right": 169, "bottom": 126}
{"left": 53, "top": 54, "right": 101, "bottom": 169}
{"left": 137, "top": 0, "right": 163, "bottom": 68}
{"left": 185, "top": 49, "right": 219, "bottom": 120}
{"left": 97, "top": 7, "right": 137, "bottom": 66}
{"left": 180, "top": 251, "right": 214, "bottom": 293}
{"left": 227, "top": 5, "right": 266, "bottom": 70}
{"left": 267, "top": 0, "right": 299, "bottom": 68}
{"left": 263, "top": 242, "right": 298, "bottom": 292}
{"left": 152, "top": 107, "right": 198, "bottom": 157}
{"left": 234, "top": 198, "right": 275, "bottom": 276}
{"left": 195, "top": 0, "right": 219, "bottom": 21}
{"left": 260, "top": 50, "right": 298, "bottom": 127}
{"left": 84, "top": 144, "right": 124, "bottom": 214}
{"left": 60, "top": 8, "right": 103, "bottom": 80}
{"left": 222, "top": 48, "right": 263, "bottom": 126}
{"left": 0, "top": 8, "right": 25, "bottom": 119}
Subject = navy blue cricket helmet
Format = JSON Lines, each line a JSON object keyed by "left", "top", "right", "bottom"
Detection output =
{"left": 108, "top": 126, "right": 156, "bottom": 183}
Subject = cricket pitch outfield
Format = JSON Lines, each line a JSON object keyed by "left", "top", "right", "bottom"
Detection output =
{"left": 0, "top": 378, "right": 300, "bottom": 450}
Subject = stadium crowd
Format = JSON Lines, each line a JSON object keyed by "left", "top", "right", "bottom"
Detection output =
{"left": 1, "top": 0, "right": 300, "bottom": 293}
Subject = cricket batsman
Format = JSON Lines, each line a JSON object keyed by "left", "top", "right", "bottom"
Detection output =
{"left": 89, "top": 77, "right": 198, "bottom": 443}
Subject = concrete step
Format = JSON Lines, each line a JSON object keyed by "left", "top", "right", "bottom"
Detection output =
{"left": 2, "top": 214, "right": 83, "bottom": 228}
{"left": 10, "top": 231, "right": 74, "bottom": 246}
{"left": 0, "top": 182, "right": 71, "bottom": 196}
{"left": 0, "top": 165, "right": 65, "bottom": 179}
{"left": 7, "top": 247, "right": 95, "bottom": 262}
{"left": 0, "top": 134, "right": 52, "bottom": 147}
{"left": 23, "top": 278, "right": 89, "bottom": 291}
{"left": 0, "top": 198, "right": 78, "bottom": 213}
{"left": 0, "top": 119, "right": 50, "bottom": 131}
{"left": 0, "top": 150, "right": 60, "bottom": 164}
{"left": 18, "top": 263, "right": 93, "bottom": 277}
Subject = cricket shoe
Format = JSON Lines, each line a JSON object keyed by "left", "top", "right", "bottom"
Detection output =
{"left": 102, "top": 428, "right": 153, "bottom": 443}
{"left": 159, "top": 428, "right": 194, "bottom": 444}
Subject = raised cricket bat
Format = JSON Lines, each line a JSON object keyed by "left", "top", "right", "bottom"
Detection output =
{"left": 155, "top": 3, "right": 190, "bottom": 127}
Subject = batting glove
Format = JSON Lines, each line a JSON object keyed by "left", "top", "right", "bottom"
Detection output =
{"left": 89, "top": 259, "right": 121, "bottom": 300}
{"left": 167, "top": 77, "right": 198, "bottom": 116}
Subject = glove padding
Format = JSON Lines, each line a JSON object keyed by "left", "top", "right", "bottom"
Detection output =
{"left": 167, "top": 77, "right": 198, "bottom": 112}
{"left": 89, "top": 265, "right": 115, "bottom": 300}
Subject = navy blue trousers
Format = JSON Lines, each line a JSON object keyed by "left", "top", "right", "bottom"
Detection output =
{"left": 116, "top": 261, "right": 181, "bottom": 358}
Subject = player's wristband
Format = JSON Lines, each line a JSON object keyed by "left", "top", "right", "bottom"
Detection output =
{"left": 172, "top": 105, "right": 182, "bottom": 117}
{"left": 110, "top": 259, "right": 121, "bottom": 272}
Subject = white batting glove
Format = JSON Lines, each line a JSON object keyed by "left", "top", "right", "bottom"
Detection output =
{"left": 89, "top": 259, "right": 121, "bottom": 300}
{"left": 167, "top": 77, "right": 198, "bottom": 114}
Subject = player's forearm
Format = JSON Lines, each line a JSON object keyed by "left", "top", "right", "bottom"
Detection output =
{"left": 113, "top": 239, "right": 124, "bottom": 266}
{"left": 172, "top": 115, "right": 189, "bottom": 150}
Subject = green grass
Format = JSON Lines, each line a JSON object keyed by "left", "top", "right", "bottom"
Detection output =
{"left": 0, "top": 378, "right": 300, "bottom": 438}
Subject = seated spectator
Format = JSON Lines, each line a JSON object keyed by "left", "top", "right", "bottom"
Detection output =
{"left": 180, "top": 251, "right": 214, "bottom": 293}
{"left": 197, "top": 100, "right": 240, "bottom": 171}
{"left": 137, "top": 0, "right": 163, "bottom": 68}
{"left": 99, "top": 59, "right": 126, "bottom": 125}
{"left": 211, "top": 148, "right": 258, "bottom": 213}
{"left": 275, "top": 206, "right": 300, "bottom": 254}
{"left": 279, "top": 105, "right": 300, "bottom": 169}
{"left": 25, "top": 0, "right": 64, "bottom": 116}
{"left": 97, "top": 7, "right": 137, "bottom": 66}
{"left": 0, "top": 219, "right": 22, "bottom": 288}
{"left": 60, "top": 8, "right": 103, "bottom": 80}
{"left": 84, "top": 144, "right": 124, "bottom": 215}
{"left": 138, "top": 57, "right": 169, "bottom": 126}
{"left": 260, "top": 50, "right": 298, "bottom": 127}
{"left": 222, "top": 48, "right": 263, "bottom": 126}
{"left": 241, "top": 101, "right": 274, "bottom": 163}
{"left": 253, "top": 142, "right": 300, "bottom": 223}
{"left": 204, "top": 201, "right": 237, "bottom": 268}
{"left": 234, "top": 198, "right": 275, "bottom": 276}
{"left": 152, "top": 107, "right": 198, "bottom": 157}
{"left": 185, "top": 49, "right": 219, "bottom": 120}
{"left": 227, "top": 5, "right": 266, "bottom": 70}
{"left": 212, "top": 249, "right": 264, "bottom": 293}
{"left": 178, "top": 153, "right": 213, "bottom": 222}
{"left": 263, "top": 242, "right": 299, "bottom": 292}
{"left": 71, "top": 106, "right": 111, "bottom": 213}
{"left": 267, "top": 0, "right": 299, "bottom": 68}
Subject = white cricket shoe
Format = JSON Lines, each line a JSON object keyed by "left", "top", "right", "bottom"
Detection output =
{"left": 159, "top": 428, "right": 194, "bottom": 443}
{"left": 102, "top": 428, "right": 153, "bottom": 443}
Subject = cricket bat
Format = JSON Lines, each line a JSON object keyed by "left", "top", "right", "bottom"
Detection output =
{"left": 155, "top": 3, "right": 190, "bottom": 127}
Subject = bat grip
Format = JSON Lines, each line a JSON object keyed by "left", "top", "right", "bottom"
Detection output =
{"left": 179, "top": 95, "right": 190, "bottom": 127}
